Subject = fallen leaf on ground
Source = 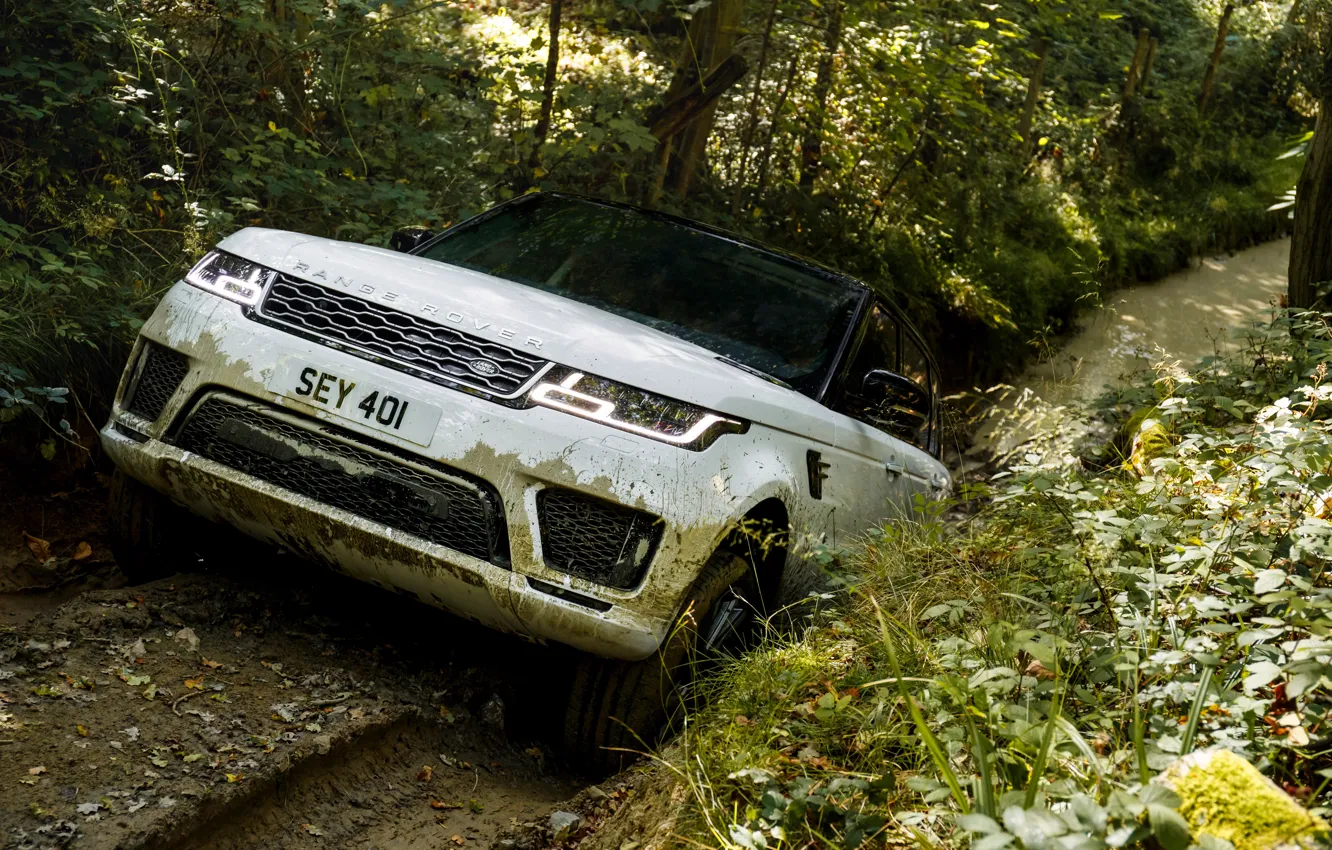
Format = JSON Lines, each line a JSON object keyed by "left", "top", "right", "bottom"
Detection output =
{"left": 75, "top": 724, "right": 88, "bottom": 737}
{"left": 450, "top": 836, "right": 465, "bottom": 846}
{"left": 23, "top": 532, "right": 51, "bottom": 563}
{"left": 174, "top": 628, "right": 200, "bottom": 652}
{"left": 184, "top": 677, "right": 205, "bottom": 690}
{"left": 201, "top": 658, "right": 223, "bottom": 669}
{"left": 1024, "top": 659, "right": 1055, "bottom": 680}
{"left": 302, "top": 823, "right": 324, "bottom": 836}
{"left": 416, "top": 765, "right": 433, "bottom": 782}
{"left": 72, "top": 542, "right": 92, "bottom": 560}
{"left": 430, "top": 800, "right": 462, "bottom": 810}
{"left": 225, "top": 773, "right": 244, "bottom": 783}
{"left": 28, "top": 766, "right": 46, "bottom": 775}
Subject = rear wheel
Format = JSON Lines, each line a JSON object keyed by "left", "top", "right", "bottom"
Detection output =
{"left": 108, "top": 468, "right": 185, "bottom": 584}
{"left": 563, "top": 548, "right": 761, "bottom": 774}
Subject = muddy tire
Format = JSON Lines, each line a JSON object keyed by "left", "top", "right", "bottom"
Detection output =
{"left": 564, "top": 549, "right": 756, "bottom": 775}
{"left": 109, "top": 468, "right": 183, "bottom": 584}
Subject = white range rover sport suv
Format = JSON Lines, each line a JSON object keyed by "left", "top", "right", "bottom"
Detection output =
{"left": 101, "top": 193, "right": 949, "bottom": 766}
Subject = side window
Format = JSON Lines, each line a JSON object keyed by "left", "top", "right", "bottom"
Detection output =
{"left": 836, "top": 301, "right": 934, "bottom": 452}
{"left": 900, "top": 333, "right": 935, "bottom": 453}
{"left": 847, "top": 302, "right": 899, "bottom": 381}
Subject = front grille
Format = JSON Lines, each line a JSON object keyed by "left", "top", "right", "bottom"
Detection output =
{"left": 537, "top": 489, "right": 661, "bottom": 589}
{"left": 173, "top": 394, "right": 509, "bottom": 566}
{"left": 125, "top": 343, "right": 190, "bottom": 422}
{"left": 257, "top": 276, "right": 548, "bottom": 399}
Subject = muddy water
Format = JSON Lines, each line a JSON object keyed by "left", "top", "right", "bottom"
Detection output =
{"left": 977, "top": 238, "right": 1290, "bottom": 458}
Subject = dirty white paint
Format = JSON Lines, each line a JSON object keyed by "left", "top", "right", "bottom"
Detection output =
{"left": 100, "top": 227, "right": 950, "bottom": 660}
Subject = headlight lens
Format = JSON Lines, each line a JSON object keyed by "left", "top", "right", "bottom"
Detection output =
{"left": 529, "top": 371, "right": 745, "bottom": 449}
{"left": 185, "top": 250, "right": 277, "bottom": 306}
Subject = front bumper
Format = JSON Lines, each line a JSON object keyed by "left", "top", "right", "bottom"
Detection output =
{"left": 99, "top": 283, "right": 767, "bottom": 660}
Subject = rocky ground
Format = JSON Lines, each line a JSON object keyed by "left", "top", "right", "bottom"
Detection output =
{"left": 1, "top": 476, "right": 654, "bottom": 850}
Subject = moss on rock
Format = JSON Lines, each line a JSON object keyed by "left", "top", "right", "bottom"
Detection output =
{"left": 1161, "top": 748, "right": 1327, "bottom": 850}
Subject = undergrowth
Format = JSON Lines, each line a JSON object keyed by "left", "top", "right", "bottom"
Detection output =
{"left": 662, "top": 308, "right": 1332, "bottom": 849}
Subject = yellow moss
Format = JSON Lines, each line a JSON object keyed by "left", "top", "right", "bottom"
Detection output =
{"left": 1127, "top": 414, "right": 1171, "bottom": 477}
{"left": 1169, "top": 749, "right": 1327, "bottom": 850}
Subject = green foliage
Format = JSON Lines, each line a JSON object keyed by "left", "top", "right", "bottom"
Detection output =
{"left": 0, "top": 0, "right": 1315, "bottom": 410}
{"left": 664, "top": 308, "right": 1332, "bottom": 847}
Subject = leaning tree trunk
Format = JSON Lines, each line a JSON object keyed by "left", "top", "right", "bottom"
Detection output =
{"left": 799, "top": 0, "right": 843, "bottom": 189}
{"left": 657, "top": 0, "right": 744, "bottom": 198}
{"left": 1290, "top": 106, "right": 1332, "bottom": 309}
{"left": 1017, "top": 38, "right": 1048, "bottom": 145}
{"left": 1199, "top": 4, "right": 1234, "bottom": 113}
{"left": 529, "top": 0, "right": 564, "bottom": 171}
{"left": 731, "top": 0, "right": 780, "bottom": 215}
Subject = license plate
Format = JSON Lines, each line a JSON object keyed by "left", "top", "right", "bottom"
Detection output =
{"left": 267, "top": 358, "right": 443, "bottom": 447}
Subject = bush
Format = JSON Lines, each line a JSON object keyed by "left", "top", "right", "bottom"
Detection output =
{"left": 655, "top": 307, "right": 1332, "bottom": 847}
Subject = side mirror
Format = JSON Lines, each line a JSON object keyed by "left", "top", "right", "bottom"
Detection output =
{"left": 860, "top": 369, "right": 930, "bottom": 437}
{"left": 389, "top": 228, "right": 433, "bottom": 254}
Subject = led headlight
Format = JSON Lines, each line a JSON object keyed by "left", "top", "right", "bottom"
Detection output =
{"left": 185, "top": 250, "right": 277, "bottom": 306}
{"left": 529, "top": 371, "right": 745, "bottom": 449}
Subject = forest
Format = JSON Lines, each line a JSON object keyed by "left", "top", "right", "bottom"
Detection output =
{"left": 1, "top": 0, "right": 1323, "bottom": 449}
{"left": 6, "top": 0, "right": 1332, "bottom": 848}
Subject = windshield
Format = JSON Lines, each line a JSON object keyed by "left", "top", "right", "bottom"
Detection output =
{"left": 420, "top": 195, "right": 862, "bottom": 396}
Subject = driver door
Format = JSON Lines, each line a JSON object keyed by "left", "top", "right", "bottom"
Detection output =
{"left": 821, "top": 300, "right": 936, "bottom": 534}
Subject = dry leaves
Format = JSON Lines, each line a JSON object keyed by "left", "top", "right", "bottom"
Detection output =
{"left": 23, "top": 532, "right": 51, "bottom": 563}
{"left": 416, "top": 765, "right": 433, "bottom": 783}
{"left": 430, "top": 800, "right": 462, "bottom": 810}
{"left": 72, "top": 542, "right": 92, "bottom": 560}
{"left": 28, "top": 766, "right": 46, "bottom": 776}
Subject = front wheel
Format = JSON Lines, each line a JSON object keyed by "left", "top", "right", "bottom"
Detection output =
{"left": 108, "top": 468, "right": 185, "bottom": 584}
{"left": 563, "top": 549, "right": 759, "bottom": 775}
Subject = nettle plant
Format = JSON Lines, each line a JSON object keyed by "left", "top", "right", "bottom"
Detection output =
{"left": 934, "top": 310, "right": 1332, "bottom": 845}
{"left": 691, "top": 310, "right": 1332, "bottom": 850}
{"left": 0, "top": 363, "right": 74, "bottom": 458}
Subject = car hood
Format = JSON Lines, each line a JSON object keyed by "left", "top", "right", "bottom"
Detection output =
{"left": 217, "top": 227, "right": 843, "bottom": 445}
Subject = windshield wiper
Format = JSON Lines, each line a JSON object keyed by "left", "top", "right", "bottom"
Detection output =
{"left": 716, "top": 356, "right": 793, "bottom": 389}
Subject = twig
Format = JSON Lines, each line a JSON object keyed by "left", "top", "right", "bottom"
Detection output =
{"left": 172, "top": 690, "right": 202, "bottom": 716}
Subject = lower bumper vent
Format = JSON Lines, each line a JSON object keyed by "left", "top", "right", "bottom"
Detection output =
{"left": 173, "top": 395, "right": 509, "bottom": 566}
{"left": 125, "top": 343, "right": 189, "bottom": 422}
{"left": 537, "top": 489, "right": 661, "bottom": 589}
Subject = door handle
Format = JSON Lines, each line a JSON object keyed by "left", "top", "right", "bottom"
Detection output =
{"left": 885, "top": 459, "right": 906, "bottom": 477}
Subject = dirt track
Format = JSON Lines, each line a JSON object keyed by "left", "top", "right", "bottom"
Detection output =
{"left": 0, "top": 482, "right": 630, "bottom": 850}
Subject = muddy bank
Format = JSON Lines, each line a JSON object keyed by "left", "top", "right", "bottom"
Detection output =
{"left": 0, "top": 520, "right": 585, "bottom": 849}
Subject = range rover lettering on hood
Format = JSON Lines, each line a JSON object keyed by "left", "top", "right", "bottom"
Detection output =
{"left": 282, "top": 257, "right": 545, "bottom": 351}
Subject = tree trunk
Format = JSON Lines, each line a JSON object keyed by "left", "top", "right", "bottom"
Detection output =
{"left": 529, "top": 0, "right": 564, "bottom": 171}
{"left": 1140, "top": 37, "right": 1159, "bottom": 93}
{"left": 731, "top": 0, "right": 780, "bottom": 215}
{"left": 1199, "top": 4, "right": 1234, "bottom": 113}
{"left": 1288, "top": 43, "right": 1332, "bottom": 309}
{"left": 799, "top": 0, "right": 843, "bottom": 189}
{"left": 658, "top": 0, "right": 745, "bottom": 197}
{"left": 755, "top": 52, "right": 800, "bottom": 197}
{"left": 1123, "top": 28, "right": 1150, "bottom": 101}
{"left": 1018, "top": 38, "right": 1048, "bottom": 145}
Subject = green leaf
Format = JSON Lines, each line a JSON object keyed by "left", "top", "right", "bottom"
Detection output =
{"left": 1147, "top": 803, "right": 1191, "bottom": 850}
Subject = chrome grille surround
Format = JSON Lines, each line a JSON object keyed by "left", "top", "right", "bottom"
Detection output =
{"left": 255, "top": 275, "right": 550, "bottom": 401}
{"left": 171, "top": 393, "right": 510, "bottom": 566}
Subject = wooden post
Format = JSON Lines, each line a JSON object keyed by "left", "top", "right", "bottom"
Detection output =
{"left": 1018, "top": 38, "right": 1049, "bottom": 145}
{"left": 1123, "top": 28, "right": 1151, "bottom": 101}
{"left": 1140, "top": 37, "right": 1159, "bottom": 93}
{"left": 1199, "top": 4, "right": 1234, "bottom": 112}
